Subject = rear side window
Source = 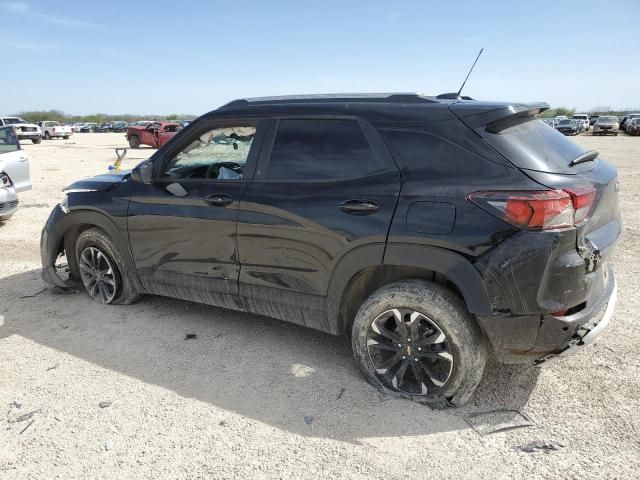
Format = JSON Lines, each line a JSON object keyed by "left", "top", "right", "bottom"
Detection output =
{"left": 266, "top": 119, "right": 386, "bottom": 181}
{"left": 483, "top": 119, "right": 593, "bottom": 174}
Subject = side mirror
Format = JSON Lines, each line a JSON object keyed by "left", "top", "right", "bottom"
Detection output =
{"left": 131, "top": 160, "right": 154, "bottom": 184}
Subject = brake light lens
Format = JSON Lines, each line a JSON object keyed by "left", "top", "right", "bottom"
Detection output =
{"left": 468, "top": 187, "right": 596, "bottom": 230}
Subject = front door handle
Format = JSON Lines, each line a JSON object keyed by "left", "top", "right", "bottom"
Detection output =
{"left": 203, "top": 194, "right": 234, "bottom": 207}
{"left": 339, "top": 199, "right": 379, "bottom": 215}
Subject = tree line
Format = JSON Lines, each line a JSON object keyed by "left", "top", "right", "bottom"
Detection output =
{"left": 11, "top": 110, "right": 197, "bottom": 124}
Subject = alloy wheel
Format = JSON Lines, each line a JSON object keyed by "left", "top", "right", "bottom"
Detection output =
{"left": 78, "top": 246, "right": 118, "bottom": 303}
{"left": 366, "top": 308, "right": 454, "bottom": 395}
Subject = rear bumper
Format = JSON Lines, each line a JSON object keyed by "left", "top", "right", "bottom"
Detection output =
{"left": 477, "top": 264, "right": 617, "bottom": 363}
{"left": 534, "top": 273, "right": 617, "bottom": 364}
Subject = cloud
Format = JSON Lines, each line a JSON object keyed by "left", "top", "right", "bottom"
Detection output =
{"left": 0, "top": 1, "right": 101, "bottom": 29}
{"left": 0, "top": 2, "right": 29, "bottom": 13}
{"left": 0, "top": 39, "right": 57, "bottom": 53}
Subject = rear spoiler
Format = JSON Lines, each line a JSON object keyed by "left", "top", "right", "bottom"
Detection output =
{"left": 449, "top": 102, "right": 549, "bottom": 135}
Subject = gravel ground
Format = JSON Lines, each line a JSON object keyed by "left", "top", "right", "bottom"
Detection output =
{"left": 1, "top": 133, "right": 639, "bottom": 479}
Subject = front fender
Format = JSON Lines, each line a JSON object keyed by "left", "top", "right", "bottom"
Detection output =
{"left": 40, "top": 205, "right": 141, "bottom": 290}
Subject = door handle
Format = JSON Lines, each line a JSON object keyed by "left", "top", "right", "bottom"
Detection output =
{"left": 203, "top": 194, "right": 234, "bottom": 207}
{"left": 339, "top": 199, "right": 379, "bottom": 215}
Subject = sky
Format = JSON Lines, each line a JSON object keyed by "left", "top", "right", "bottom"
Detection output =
{"left": 1, "top": 0, "right": 639, "bottom": 116}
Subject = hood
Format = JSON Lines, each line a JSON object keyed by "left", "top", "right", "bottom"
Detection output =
{"left": 557, "top": 124, "right": 576, "bottom": 129}
{"left": 63, "top": 170, "right": 131, "bottom": 192}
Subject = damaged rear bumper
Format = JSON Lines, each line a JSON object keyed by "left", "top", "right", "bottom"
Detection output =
{"left": 477, "top": 264, "right": 617, "bottom": 363}
{"left": 534, "top": 272, "right": 617, "bottom": 364}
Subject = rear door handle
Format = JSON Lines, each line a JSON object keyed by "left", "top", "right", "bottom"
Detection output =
{"left": 339, "top": 199, "right": 379, "bottom": 215}
{"left": 203, "top": 194, "right": 234, "bottom": 207}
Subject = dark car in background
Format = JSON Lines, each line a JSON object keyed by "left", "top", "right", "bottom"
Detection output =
{"left": 556, "top": 119, "right": 581, "bottom": 135}
{"left": 40, "top": 93, "right": 620, "bottom": 406}
{"left": 589, "top": 115, "right": 600, "bottom": 127}
{"left": 593, "top": 116, "right": 619, "bottom": 136}
{"left": 627, "top": 118, "right": 640, "bottom": 136}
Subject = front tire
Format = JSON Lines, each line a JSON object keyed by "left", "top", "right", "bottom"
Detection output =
{"left": 128, "top": 135, "right": 140, "bottom": 148}
{"left": 75, "top": 228, "right": 141, "bottom": 305}
{"left": 351, "top": 280, "right": 487, "bottom": 406}
{"left": 44, "top": 132, "right": 51, "bottom": 140}
{"left": 63, "top": 135, "right": 69, "bottom": 140}
{"left": 32, "top": 137, "right": 42, "bottom": 144}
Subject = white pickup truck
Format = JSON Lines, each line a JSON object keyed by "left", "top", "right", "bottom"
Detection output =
{"left": 0, "top": 117, "right": 42, "bottom": 144}
{"left": 37, "top": 121, "right": 73, "bottom": 140}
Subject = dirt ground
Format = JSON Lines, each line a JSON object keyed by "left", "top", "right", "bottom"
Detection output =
{"left": 1, "top": 132, "right": 639, "bottom": 479}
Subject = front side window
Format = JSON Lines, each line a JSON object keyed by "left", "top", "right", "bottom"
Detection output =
{"left": 163, "top": 123, "right": 258, "bottom": 180}
{"left": 0, "top": 126, "right": 20, "bottom": 154}
{"left": 266, "top": 119, "right": 384, "bottom": 181}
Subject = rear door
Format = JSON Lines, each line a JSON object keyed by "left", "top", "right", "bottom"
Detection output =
{"left": 0, "top": 126, "right": 31, "bottom": 192}
{"left": 236, "top": 117, "right": 401, "bottom": 329}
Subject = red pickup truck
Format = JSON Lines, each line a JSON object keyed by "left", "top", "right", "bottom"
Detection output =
{"left": 126, "top": 122, "right": 181, "bottom": 148}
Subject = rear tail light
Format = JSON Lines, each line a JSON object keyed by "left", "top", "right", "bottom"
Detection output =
{"left": 468, "top": 187, "right": 596, "bottom": 230}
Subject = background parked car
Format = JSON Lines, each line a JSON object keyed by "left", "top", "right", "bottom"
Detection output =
{"left": 111, "top": 121, "right": 128, "bottom": 133}
{"left": 126, "top": 121, "right": 181, "bottom": 148}
{"left": 556, "top": 119, "right": 580, "bottom": 135}
{"left": 0, "top": 126, "right": 32, "bottom": 221}
{"left": 80, "top": 123, "right": 97, "bottom": 133}
{"left": 627, "top": 118, "right": 640, "bottom": 136}
{"left": 572, "top": 113, "right": 590, "bottom": 131}
{"left": 623, "top": 114, "right": 640, "bottom": 133}
{"left": 0, "top": 117, "right": 42, "bottom": 144}
{"left": 589, "top": 115, "right": 600, "bottom": 126}
{"left": 38, "top": 121, "right": 73, "bottom": 140}
{"left": 593, "top": 116, "right": 619, "bottom": 136}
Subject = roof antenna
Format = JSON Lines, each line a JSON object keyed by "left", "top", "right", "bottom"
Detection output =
{"left": 437, "top": 48, "right": 483, "bottom": 100}
{"left": 457, "top": 48, "right": 483, "bottom": 98}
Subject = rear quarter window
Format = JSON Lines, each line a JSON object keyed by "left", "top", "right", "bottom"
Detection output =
{"left": 482, "top": 118, "right": 594, "bottom": 174}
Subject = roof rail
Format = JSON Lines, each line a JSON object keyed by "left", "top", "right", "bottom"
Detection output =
{"left": 219, "top": 93, "right": 437, "bottom": 109}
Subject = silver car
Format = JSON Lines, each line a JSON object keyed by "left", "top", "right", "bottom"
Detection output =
{"left": 0, "top": 126, "right": 32, "bottom": 221}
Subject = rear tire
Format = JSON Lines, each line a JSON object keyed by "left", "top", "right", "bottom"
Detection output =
{"left": 44, "top": 132, "right": 51, "bottom": 140}
{"left": 351, "top": 280, "right": 487, "bottom": 406}
{"left": 75, "top": 228, "right": 141, "bottom": 305}
{"left": 32, "top": 137, "right": 41, "bottom": 144}
{"left": 63, "top": 136, "right": 69, "bottom": 140}
{"left": 128, "top": 135, "right": 140, "bottom": 148}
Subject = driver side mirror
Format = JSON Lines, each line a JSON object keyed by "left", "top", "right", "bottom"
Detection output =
{"left": 132, "top": 160, "right": 154, "bottom": 184}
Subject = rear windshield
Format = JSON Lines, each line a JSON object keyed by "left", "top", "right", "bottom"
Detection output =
{"left": 483, "top": 118, "right": 594, "bottom": 174}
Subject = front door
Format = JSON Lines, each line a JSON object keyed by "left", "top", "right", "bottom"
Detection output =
{"left": 237, "top": 117, "right": 401, "bottom": 330}
{"left": 127, "top": 118, "right": 266, "bottom": 309}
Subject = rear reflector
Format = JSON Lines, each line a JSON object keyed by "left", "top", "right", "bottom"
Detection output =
{"left": 468, "top": 187, "right": 596, "bottom": 230}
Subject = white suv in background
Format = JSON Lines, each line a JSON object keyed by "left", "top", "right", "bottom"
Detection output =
{"left": 572, "top": 114, "right": 590, "bottom": 131}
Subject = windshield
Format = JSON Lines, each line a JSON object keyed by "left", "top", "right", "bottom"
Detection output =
{"left": 483, "top": 118, "right": 594, "bottom": 174}
{"left": 572, "top": 115, "right": 587, "bottom": 120}
{"left": 0, "top": 126, "right": 20, "bottom": 154}
{"left": 598, "top": 116, "right": 617, "bottom": 123}
{"left": 559, "top": 120, "right": 572, "bottom": 125}
{"left": 2, "top": 118, "right": 26, "bottom": 125}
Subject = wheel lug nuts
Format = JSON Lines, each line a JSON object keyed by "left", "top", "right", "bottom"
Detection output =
{"left": 417, "top": 347, "right": 422, "bottom": 352}
{"left": 397, "top": 343, "right": 402, "bottom": 348}
{"left": 414, "top": 357, "right": 419, "bottom": 362}
{"left": 407, "top": 338, "right": 412, "bottom": 343}
{"left": 401, "top": 355, "right": 407, "bottom": 360}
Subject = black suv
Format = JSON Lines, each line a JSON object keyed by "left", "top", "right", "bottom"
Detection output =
{"left": 41, "top": 93, "right": 620, "bottom": 405}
